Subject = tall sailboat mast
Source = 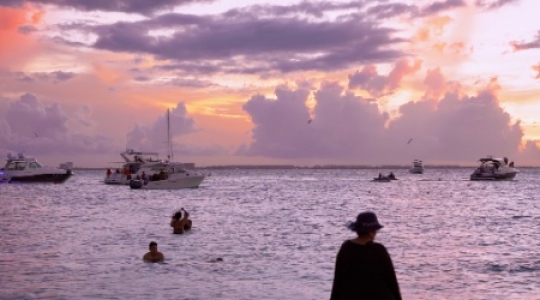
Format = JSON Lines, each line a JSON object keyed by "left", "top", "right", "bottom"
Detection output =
{"left": 167, "top": 108, "right": 174, "bottom": 162}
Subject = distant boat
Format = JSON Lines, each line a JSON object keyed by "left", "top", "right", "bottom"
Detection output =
{"left": 0, "top": 152, "right": 73, "bottom": 183}
{"left": 372, "top": 173, "right": 392, "bottom": 182}
{"left": 409, "top": 159, "right": 424, "bottom": 174}
{"left": 470, "top": 156, "right": 518, "bottom": 181}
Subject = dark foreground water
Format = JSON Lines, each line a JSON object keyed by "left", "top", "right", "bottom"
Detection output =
{"left": 1, "top": 168, "right": 539, "bottom": 300}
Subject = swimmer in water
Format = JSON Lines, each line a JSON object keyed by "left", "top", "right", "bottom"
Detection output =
{"left": 170, "top": 208, "right": 192, "bottom": 234}
{"left": 143, "top": 241, "right": 164, "bottom": 263}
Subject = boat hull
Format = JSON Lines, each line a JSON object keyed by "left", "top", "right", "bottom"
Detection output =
{"left": 4, "top": 171, "right": 73, "bottom": 183}
{"left": 130, "top": 175, "right": 205, "bottom": 190}
{"left": 372, "top": 178, "right": 391, "bottom": 182}
{"left": 409, "top": 167, "right": 424, "bottom": 174}
{"left": 470, "top": 172, "right": 517, "bottom": 181}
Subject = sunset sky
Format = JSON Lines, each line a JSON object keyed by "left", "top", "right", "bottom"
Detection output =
{"left": 1, "top": 0, "right": 539, "bottom": 167}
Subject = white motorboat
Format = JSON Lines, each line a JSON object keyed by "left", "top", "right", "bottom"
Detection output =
{"left": 409, "top": 159, "right": 424, "bottom": 174}
{"left": 0, "top": 152, "right": 74, "bottom": 183}
{"left": 104, "top": 150, "right": 205, "bottom": 189}
{"left": 105, "top": 109, "right": 206, "bottom": 189}
{"left": 470, "top": 156, "right": 518, "bottom": 181}
{"left": 128, "top": 163, "right": 205, "bottom": 190}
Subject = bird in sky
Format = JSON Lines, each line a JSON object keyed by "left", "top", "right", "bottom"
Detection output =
{"left": 308, "top": 119, "right": 312, "bottom": 124}
{"left": 407, "top": 138, "right": 413, "bottom": 144}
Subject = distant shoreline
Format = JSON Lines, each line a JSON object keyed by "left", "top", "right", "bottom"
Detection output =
{"left": 74, "top": 164, "right": 540, "bottom": 170}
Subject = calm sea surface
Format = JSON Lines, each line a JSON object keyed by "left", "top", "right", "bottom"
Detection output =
{"left": 1, "top": 168, "right": 539, "bottom": 300}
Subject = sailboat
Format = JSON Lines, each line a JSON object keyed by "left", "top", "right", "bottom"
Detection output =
{"left": 124, "top": 109, "right": 206, "bottom": 189}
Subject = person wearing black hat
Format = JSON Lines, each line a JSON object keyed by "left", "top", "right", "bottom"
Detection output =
{"left": 330, "top": 211, "right": 402, "bottom": 300}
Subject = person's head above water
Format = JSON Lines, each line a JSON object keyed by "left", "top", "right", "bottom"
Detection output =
{"left": 173, "top": 211, "right": 182, "bottom": 220}
{"left": 143, "top": 241, "right": 164, "bottom": 263}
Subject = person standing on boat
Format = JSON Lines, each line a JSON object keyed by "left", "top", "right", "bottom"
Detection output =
{"left": 106, "top": 168, "right": 112, "bottom": 178}
{"left": 170, "top": 208, "right": 192, "bottom": 234}
{"left": 141, "top": 171, "right": 148, "bottom": 184}
{"left": 330, "top": 211, "right": 402, "bottom": 300}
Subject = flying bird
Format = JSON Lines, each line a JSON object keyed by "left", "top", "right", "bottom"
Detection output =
{"left": 35, "top": 133, "right": 38, "bottom": 138}
{"left": 308, "top": 119, "right": 312, "bottom": 124}
{"left": 407, "top": 138, "right": 413, "bottom": 144}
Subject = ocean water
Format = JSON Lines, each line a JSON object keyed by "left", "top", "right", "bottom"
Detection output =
{"left": 1, "top": 168, "right": 539, "bottom": 300}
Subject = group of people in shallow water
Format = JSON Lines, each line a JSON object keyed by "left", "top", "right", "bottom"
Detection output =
{"left": 143, "top": 209, "right": 402, "bottom": 299}
{"left": 377, "top": 172, "right": 397, "bottom": 180}
{"left": 143, "top": 208, "right": 197, "bottom": 263}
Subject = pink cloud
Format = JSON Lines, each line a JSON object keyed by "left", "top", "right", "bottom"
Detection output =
{"left": 242, "top": 70, "right": 529, "bottom": 165}
{"left": 126, "top": 102, "right": 199, "bottom": 154}
{"left": 533, "top": 63, "right": 540, "bottom": 79}
{"left": 0, "top": 93, "right": 116, "bottom": 157}
{"left": 348, "top": 59, "right": 421, "bottom": 96}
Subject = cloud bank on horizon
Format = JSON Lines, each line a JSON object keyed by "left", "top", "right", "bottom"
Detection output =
{"left": 0, "top": 0, "right": 539, "bottom": 166}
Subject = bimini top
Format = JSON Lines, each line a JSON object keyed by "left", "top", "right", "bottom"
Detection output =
{"left": 478, "top": 156, "right": 506, "bottom": 163}
{"left": 5, "top": 152, "right": 37, "bottom": 162}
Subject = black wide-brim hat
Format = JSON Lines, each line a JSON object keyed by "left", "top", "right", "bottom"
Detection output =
{"left": 347, "top": 211, "right": 384, "bottom": 233}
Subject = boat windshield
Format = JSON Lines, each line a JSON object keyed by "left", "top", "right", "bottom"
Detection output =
{"left": 29, "top": 162, "right": 42, "bottom": 168}
{"left": 6, "top": 161, "right": 27, "bottom": 170}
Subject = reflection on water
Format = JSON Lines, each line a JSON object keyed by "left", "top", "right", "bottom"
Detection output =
{"left": 1, "top": 168, "right": 539, "bottom": 299}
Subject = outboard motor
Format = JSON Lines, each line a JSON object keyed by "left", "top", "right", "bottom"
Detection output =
{"left": 129, "top": 179, "right": 143, "bottom": 189}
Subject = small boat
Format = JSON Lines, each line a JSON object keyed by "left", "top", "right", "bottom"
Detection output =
{"left": 409, "top": 159, "right": 424, "bottom": 174}
{"left": 470, "top": 156, "right": 518, "bottom": 181}
{"left": 0, "top": 152, "right": 74, "bottom": 183}
{"left": 372, "top": 173, "right": 392, "bottom": 182}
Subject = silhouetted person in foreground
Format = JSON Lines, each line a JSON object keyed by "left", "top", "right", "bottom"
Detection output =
{"left": 143, "top": 241, "right": 164, "bottom": 263}
{"left": 330, "top": 211, "right": 402, "bottom": 300}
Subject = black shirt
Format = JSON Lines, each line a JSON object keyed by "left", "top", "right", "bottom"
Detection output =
{"left": 330, "top": 240, "right": 402, "bottom": 300}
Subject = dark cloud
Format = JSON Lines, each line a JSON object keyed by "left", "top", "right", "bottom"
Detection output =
{"left": 241, "top": 73, "right": 531, "bottom": 165}
{"left": 126, "top": 102, "right": 198, "bottom": 153}
{"left": 366, "top": 3, "right": 416, "bottom": 19}
{"left": 0, "top": 94, "right": 115, "bottom": 156}
{"left": 419, "top": 0, "right": 466, "bottom": 16}
{"left": 18, "top": 25, "right": 38, "bottom": 35}
{"left": 48, "top": 1, "right": 468, "bottom": 75}
{"left": 0, "top": 0, "right": 214, "bottom": 15}
{"left": 475, "top": 0, "right": 520, "bottom": 10}
{"left": 93, "top": 10, "right": 401, "bottom": 73}
{"left": 510, "top": 31, "right": 540, "bottom": 51}
{"left": 133, "top": 75, "right": 151, "bottom": 82}
{"left": 14, "top": 71, "right": 76, "bottom": 83}
{"left": 88, "top": 12, "right": 403, "bottom": 74}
